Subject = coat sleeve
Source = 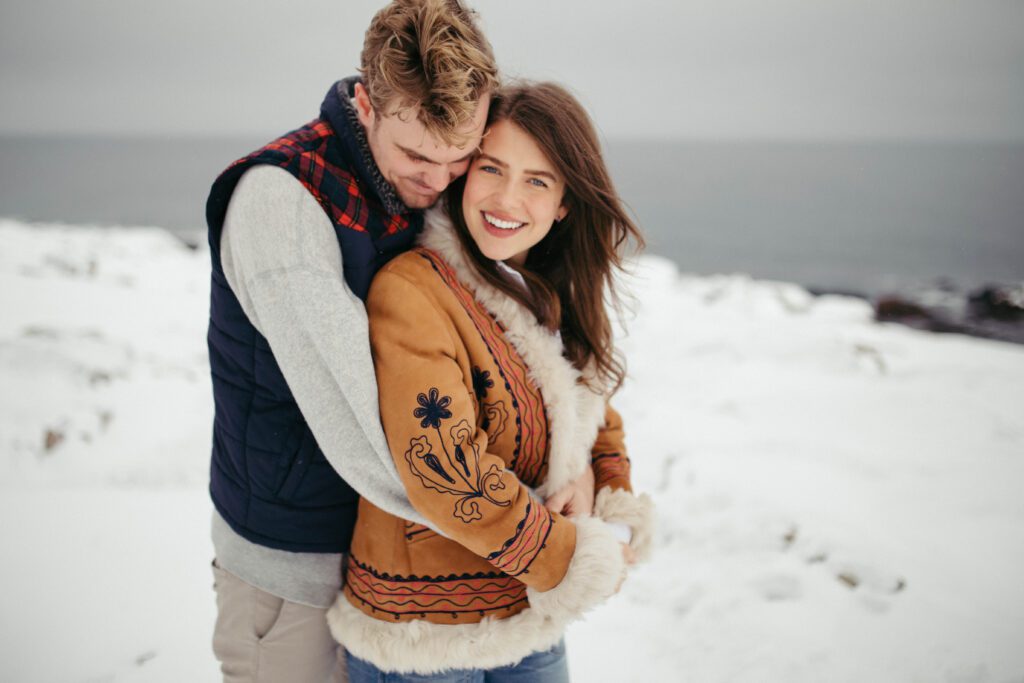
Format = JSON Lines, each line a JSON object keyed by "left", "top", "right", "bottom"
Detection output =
{"left": 591, "top": 403, "right": 655, "bottom": 562}
{"left": 368, "top": 267, "right": 626, "bottom": 617}
{"left": 219, "top": 165, "right": 429, "bottom": 527}
{"left": 590, "top": 404, "right": 632, "bottom": 493}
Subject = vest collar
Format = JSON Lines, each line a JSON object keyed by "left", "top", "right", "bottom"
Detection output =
{"left": 321, "top": 77, "right": 410, "bottom": 217}
{"left": 417, "top": 208, "right": 609, "bottom": 497}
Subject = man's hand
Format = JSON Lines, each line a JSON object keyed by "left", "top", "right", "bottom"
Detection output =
{"left": 544, "top": 466, "right": 595, "bottom": 517}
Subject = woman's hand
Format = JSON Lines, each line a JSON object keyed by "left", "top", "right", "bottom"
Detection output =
{"left": 622, "top": 542, "right": 638, "bottom": 565}
{"left": 612, "top": 542, "right": 637, "bottom": 593}
{"left": 543, "top": 466, "right": 595, "bottom": 517}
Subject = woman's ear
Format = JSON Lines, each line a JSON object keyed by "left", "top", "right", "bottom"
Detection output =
{"left": 556, "top": 206, "right": 569, "bottom": 222}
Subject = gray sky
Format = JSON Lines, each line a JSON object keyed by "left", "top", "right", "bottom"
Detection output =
{"left": 1, "top": 0, "right": 1022, "bottom": 140}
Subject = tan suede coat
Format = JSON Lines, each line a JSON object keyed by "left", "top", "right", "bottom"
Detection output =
{"left": 327, "top": 209, "right": 653, "bottom": 674}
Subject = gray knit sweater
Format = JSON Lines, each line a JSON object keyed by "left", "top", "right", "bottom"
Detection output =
{"left": 212, "top": 163, "right": 429, "bottom": 608}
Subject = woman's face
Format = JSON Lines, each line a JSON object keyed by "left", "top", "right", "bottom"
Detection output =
{"left": 461, "top": 120, "right": 567, "bottom": 267}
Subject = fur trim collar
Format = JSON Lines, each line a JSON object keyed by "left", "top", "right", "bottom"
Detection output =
{"left": 417, "top": 207, "right": 608, "bottom": 497}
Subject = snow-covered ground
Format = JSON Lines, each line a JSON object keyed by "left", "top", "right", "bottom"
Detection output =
{"left": 1, "top": 218, "right": 1022, "bottom": 683}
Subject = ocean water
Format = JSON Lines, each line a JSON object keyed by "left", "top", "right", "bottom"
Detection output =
{"left": 2, "top": 136, "right": 1022, "bottom": 297}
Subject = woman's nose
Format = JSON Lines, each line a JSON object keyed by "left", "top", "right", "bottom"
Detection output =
{"left": 493, "top": 178, "right": 521, "bottom": 209}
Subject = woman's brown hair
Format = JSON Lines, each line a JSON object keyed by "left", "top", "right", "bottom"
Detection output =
{"left": 444, "top": 82, "right": 644, "bottom": 393}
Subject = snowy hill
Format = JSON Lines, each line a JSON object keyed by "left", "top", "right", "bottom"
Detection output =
{"left": 1, "top": 219, "right": 1022, "bottom": 682}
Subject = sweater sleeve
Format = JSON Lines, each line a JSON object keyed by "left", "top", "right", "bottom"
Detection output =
{"left": 591, "top": 403, "right": 655, "bottom": 562}
{"left": 368, "top": 267, "right": 626, "bottom": 615}
{"left": 219, "top": 164, "right": 430, "bottom": 528}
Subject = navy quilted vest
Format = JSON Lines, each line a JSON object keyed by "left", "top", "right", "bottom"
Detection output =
{"left": 204, "top": 80, "right": 423, "bottom": 552}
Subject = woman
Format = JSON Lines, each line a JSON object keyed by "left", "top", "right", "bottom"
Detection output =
{"left": 327, "top": 83, "right": 653, "bottom": 681}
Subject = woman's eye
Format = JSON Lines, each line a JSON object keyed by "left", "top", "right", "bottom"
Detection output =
{"left": 529, "top": 178, "right": 548, "bottom": 189}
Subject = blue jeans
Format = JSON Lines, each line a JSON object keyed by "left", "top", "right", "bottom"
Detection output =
{"left": 345, "top": 639, "right": 570, "bottom": 683}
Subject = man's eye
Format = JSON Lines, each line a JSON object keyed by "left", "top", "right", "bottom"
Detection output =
{"left": 480, "top": 165, "right": 499, "bottom": 174}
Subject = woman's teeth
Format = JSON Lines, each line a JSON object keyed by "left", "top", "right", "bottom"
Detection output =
{"left": 483, "top": 212, "right": 525, "bottom": 230}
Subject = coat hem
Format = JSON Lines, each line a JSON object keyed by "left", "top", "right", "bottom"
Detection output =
{"left": 327, "top": 597, "right": 566, "bottom": 675}
{"left": 327, "top": 516, "right": 624, "bottom": 674}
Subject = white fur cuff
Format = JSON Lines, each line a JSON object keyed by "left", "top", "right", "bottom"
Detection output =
{"left": 594, "top": 487, "right": 655, "bottom": 563}
{"left": 526, "top": 514, "right": 626, "bottom": 619}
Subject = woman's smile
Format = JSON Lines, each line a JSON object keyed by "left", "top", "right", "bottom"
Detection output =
{"left": 481, "top": 211, "right": 527, "bottom": 236}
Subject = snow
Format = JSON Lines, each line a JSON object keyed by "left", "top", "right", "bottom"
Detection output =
{"left": 1, "top": 218, "right": 1022, "bottom": 682}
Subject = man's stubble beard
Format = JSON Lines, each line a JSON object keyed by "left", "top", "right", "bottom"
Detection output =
{"left": 394, "top": 180, "right": 442, "bottom": 210}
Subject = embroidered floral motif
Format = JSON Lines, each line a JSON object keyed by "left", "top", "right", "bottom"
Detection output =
{"left": 406, "top": 390, "right": 513, "bottom": 523}
{"left": 472, "top": 366, "right": 494, "bottom": 400}
{"left": 414, "top": 388, "right": 452, "bottom": 429}
{"left": 481, "top": 400, "right": 509, "bottom": 439}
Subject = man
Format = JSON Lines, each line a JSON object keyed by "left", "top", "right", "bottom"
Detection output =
{"left": 203, "top": 1, "right": 497, "bottom": 680}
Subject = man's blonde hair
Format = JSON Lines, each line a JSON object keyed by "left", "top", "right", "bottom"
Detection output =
{"left": 360, "top": 0, "right": 499, "bottom": 146}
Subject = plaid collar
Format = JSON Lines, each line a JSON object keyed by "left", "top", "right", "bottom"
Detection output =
{"left": 322, "top": 77, "right": 410, "bottom": 217}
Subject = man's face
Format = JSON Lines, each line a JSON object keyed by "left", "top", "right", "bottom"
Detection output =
{"left": 354, "top": 84, "right": 490, "bottom": 209}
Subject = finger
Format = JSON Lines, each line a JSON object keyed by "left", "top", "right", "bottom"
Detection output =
{"left": 544, "top": 490, "right": 571, "bottom": 513}
{"left": 578, "top": 490, "right": 595, "bottom": 516}
{"left": 620, "top": 542, "right": 636, "bottom": 565}
{"left": 623, "top": 544, "right": 638, "bottom": 565}
{"left": 581, "top": 466, "right": 595, "bottom": 487}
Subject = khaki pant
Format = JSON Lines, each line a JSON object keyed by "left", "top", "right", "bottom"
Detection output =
{"left": 211, "top": 561, "right": 347, "bottom": 683}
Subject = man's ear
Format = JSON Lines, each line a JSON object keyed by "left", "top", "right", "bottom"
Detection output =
{"left": 353, "top": 82, "right": 375, "bottom": 129}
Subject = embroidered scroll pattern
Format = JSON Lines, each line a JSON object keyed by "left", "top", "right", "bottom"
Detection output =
{"left": 344, "top": 555, "right": 527, "bottom": 619}
{"left": 405, "top": 388, "right": 513, "bottom": 523}
{"left": 485, "top": 501, "right": 554, "bottom": 577}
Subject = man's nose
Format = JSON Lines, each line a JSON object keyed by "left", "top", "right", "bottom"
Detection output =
{"left": 424, "top": 164, "right": 451, "bottom": 192}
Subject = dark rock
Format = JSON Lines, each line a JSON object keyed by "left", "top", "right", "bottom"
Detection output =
{"left": 837, "top": 572, "right": 860, "bottom": 589}
{"left": 43, "top": 429, "right": 64, "bottom": 452}
{"left": 875, "top": 297, "right": 933, "bottom": 322}
{"left": 969, "top": 285, "right": 1024, "bottom": 322}
{"left": 872, "top": 281, "right": 1024, "bottom": 345}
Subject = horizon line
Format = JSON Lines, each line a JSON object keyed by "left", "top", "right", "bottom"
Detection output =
{"left": 2, "top": 131, "right": 1024, "bottom": 146}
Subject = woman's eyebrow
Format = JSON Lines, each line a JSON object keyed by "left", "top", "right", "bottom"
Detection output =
{"left": 477, "top": 153, "right": 508, "bottom": 168}
{"left": 478, "top": 153, "right": 557, "bottom": 181}
{"left": 525, "top": 169, "right": 558, "bottom": 182}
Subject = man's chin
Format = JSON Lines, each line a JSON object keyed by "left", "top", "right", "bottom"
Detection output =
{"left": 398, "top": 188, "right": 441, "bottom": 210}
